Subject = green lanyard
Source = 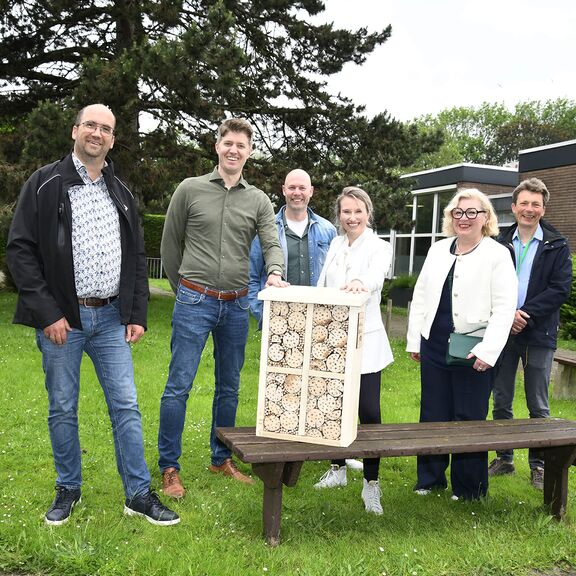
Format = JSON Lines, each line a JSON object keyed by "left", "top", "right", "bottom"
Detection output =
{"left": 515, "top": 238, "right": 533, "bottom": 274}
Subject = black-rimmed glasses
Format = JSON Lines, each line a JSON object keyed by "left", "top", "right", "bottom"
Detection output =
{"left": 77, "top": 121, "right": 115, "bottom": 136}
{"left": 451, "top": 208, "right": 486, "bottom": 220}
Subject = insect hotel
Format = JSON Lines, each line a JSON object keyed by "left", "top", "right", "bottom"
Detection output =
{"left": 256, "top": 286, "right": 369, "bottom": 447}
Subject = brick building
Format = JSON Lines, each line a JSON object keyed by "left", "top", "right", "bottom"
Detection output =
{"left": 519, "top": 140, "right": 576, "bottom": 248}
{"left": 388, "top": 140, "right": 576, "bottom": 276}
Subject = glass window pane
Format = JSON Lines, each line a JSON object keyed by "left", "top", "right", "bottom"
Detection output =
{"left": 436, "top": 191, "right": 454, "bottom": 234}
{"left": 413, "top": 237, "right": 432, "bottom": 275}
{"left": 490, "top": 195, "right": 514, "bottom": 227}
{"left": 415, "top": 194, "right": 434, "bottom": 234}
{"left": 394, "top": 237, "right": 411, "bottom": 276}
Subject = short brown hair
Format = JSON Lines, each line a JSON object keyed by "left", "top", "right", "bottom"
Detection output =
{"left": 216, "top": 118, "right": 253, "bottom": 146}
{"left": 513, "top": 177, "right": 550, "bottom": 206}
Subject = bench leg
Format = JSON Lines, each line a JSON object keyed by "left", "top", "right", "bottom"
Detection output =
{"left": 543, "top": 446, "right": 576, "bottom": 519}
{"left": 251, "top": 462, "right": 303, "bottom": 546}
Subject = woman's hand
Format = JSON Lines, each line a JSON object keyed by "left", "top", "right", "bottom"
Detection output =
{"left": 341, "top": 279, "right": 367, "bottom": 294}
{"left": 468, "top": 354, "right": 492, "bottom": 372}
{"left": 410, "top": 352, "right": 421, "bottom": 362}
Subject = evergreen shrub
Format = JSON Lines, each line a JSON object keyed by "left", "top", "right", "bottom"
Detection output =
{"left": 143, "top": 214, "right": 165, "bottom": 258}
{"left": 559, "top": 257, "right": 576, "bottom": 339}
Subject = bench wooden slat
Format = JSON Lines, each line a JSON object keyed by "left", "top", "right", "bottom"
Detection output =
{"left": 218, "top": 419, "right": 576, "bottom": 463}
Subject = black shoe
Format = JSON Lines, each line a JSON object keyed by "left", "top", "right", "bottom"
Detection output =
{"left": 124, "top": 490, "right": 180, "bottom": 526}
{"left": 45, "top": 486, "right": 81, "bottom": 526}
{"left": 488, "top": 458, "right": 515, "bottom": 476}
{"left": 531, "top": 467, "right": 544, "bottom": 491}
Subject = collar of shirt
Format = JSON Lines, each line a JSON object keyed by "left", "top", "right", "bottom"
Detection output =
{"left": 208, "top": 166, "right": 248, "bottom": 189}
{"left": 72, "top": 153, "right": 106, "bottom": 185}
{"left": 512, "top": 223, "right": 543, "bottom": 245}
{"left": 512, "top": 223, "right": 543, "bottom": 308}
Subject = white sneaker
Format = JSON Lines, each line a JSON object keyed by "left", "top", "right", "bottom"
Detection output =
{"left": 361, "top": 479, "right": 383, "bottom": 515}
{"left": 345, "top": 459, "right": 364, "bottom": 471}
{"left": 314, "top": 464, "right": 347, "bottom": 489}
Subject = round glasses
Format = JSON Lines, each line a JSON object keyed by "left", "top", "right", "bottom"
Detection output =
{"left": 451, "top": 208, "right": 486, "bottom": 220}
{"left": 77, "top": 121, "right": 115, "bottom": 136}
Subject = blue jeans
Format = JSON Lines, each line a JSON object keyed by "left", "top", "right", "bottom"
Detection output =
{"left": 36, "top": 300, "right": 151, "bottom": 498}
{"left": 492, "top": 339, "right": 554, "bottom": 468}
{"left": 158, "top": 283, "right": 250, "bottom": 469}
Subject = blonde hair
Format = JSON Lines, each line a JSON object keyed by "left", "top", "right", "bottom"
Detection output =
{"left": 442, "top": 188, "right": 499, "bottom": 237}
{"left": 333, "top": 186, "right": 374, "bottom": 233}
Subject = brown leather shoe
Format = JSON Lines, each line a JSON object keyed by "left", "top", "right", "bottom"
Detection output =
{"left": 208, "top": 458, "right": 255, "bottom": 485}
{"left": 161, "top": 467, "right": 186, "bottom": 499}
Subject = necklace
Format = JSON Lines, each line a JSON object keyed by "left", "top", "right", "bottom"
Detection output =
{"left": 455, "top": 237, "right": 483, "bottom": 256}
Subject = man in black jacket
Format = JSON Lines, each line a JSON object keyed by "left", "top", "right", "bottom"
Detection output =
{"left": 489, "top": 178, "right": 572, "bottom": 489}
{"left": 7, "top": 104, "right": 179, "bottom": 526}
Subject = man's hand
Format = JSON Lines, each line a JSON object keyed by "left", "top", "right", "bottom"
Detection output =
{"left": 511, "top": 309, "right": 530, "bottom": 335}
{"left": 126, "top": 324, "right": 145, "bottom": 343}
{"left": 43, "top": 317, "right": 72, "bottom": 345}
{"left": 265, "top": 273, "right": 289, "bottom": 288}
{"left": 410, "top": 352, "right": 421, "bottom": 362}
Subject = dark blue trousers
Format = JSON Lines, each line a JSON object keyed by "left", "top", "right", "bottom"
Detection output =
{"left": 416, "top": 357, "right": 493, "bottom": 499}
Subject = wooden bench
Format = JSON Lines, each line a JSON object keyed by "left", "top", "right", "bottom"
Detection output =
{"left": 553, "top": 352, "right": 576, "bottom": 400}
{"left": 217, "top": 418, "right": 576, "bottom": 546}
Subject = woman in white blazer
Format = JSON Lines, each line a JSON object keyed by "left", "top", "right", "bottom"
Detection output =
{"left": 407, "top": 188, "right": 517, "bottom": 501}
{"left": 314, "top": 187, "right": 393, "bottom": 515}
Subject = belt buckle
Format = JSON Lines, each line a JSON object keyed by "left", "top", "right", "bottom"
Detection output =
{"left": 217, "top": 290, "right": 227, "bottom": 301}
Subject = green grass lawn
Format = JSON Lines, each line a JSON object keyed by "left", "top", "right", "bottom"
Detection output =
{"left": 1, "top": 289, "right": 576, "bottom": 576}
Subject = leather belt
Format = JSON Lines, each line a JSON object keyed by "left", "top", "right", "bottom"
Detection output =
{"left": 78, "top": 296, "right": 118, "bottom": 307}
{"left": 180, "top": 278, "right": 248, "bottom": 301}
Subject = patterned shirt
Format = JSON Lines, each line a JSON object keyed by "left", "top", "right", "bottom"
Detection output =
{"left": 68, "top": 154, "right": 121, "bottom": 298}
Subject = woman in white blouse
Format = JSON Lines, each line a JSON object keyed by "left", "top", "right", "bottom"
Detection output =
{"left": 314, "top": 186, "right": 393, "bottom": 515}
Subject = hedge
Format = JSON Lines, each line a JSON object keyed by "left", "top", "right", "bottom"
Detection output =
{"left": 559, "top": 257, "right": 576, "bottom": 340}
{"left": 142, "top": 213, "right": 165, "bottom": 258}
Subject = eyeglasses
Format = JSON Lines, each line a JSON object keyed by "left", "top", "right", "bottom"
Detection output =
{"left": 77, "top": 121, "right": 115, "bottom": 136}
{"left": 451, "top": 208, "right": 487, "bottom": 220}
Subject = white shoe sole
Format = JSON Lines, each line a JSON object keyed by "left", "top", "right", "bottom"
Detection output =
{"left": 45, "top": 497, "right": 81, "bottom": 526}
{"left": 123, "top": 505, "right": 181, "bottom": 526}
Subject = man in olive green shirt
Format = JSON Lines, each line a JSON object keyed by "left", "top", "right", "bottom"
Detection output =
{"left": 159, "top": 118, "right": 286, "bottom": 497}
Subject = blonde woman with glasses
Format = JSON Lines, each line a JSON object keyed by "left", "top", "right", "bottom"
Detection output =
{"left": 406, "top": 189, "right": 517, "bottom": 501}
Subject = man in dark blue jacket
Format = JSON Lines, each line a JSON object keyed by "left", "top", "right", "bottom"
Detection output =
{"left": 7, "top": 104, "right": 178, "bottom": 526}
{"left": 489, "top": 178, "right": 572, "bottom": 489}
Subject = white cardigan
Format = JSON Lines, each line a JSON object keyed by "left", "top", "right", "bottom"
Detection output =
{"left": 318, "top": 229, "right": 394, "bottom": 373}
{"left": 406, "top": 236, "right": 517, "bottom": 367}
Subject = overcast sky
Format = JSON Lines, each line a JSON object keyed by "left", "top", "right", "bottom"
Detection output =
{"left": 313, "top": 0, "right": 576, "bottom": 122}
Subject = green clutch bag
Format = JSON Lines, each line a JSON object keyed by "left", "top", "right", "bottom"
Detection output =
{"left": 446, "top": 331, "right": 483, "bottom": 367}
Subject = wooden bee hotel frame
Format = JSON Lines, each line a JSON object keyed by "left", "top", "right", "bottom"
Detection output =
{"left": 256, "top": 286, "right": 369, "bottom": 447}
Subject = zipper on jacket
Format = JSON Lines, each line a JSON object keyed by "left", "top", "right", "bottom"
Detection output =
{"left": 110, "top": 188, "right": 128, "bottom": 212}
{"left": 57, "top": 202, "right": 66, "bottom": 247}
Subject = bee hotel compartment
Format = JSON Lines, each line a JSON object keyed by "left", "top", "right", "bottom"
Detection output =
{"left": 256, "top": 286, "right": 368, "bottom": 447}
